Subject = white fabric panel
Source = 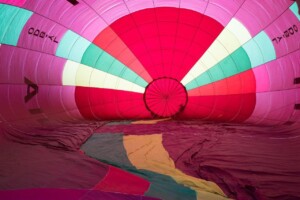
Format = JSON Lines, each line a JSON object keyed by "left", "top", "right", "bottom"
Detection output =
{"left": 62, "top": 60, "right": 145, "bottom": 93}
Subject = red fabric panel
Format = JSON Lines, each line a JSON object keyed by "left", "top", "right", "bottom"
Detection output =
{"left": 75, "top": 87, "right": 151, "bottom": 120}
{"left": 110, "top": 7, "right": 224, "bottom": 80}
{"left": 181, "top": 94, "right": 256, "bottom": 122}
{"left": 94, "top": 166, "right": 150, "bottom": 195}
{"left": 188, "top": 70, "right": 256, "bottom": 96}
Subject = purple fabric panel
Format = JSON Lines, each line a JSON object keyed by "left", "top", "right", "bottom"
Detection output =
{"left": 205, "top": 0, "right": 244, "bottom": 26}
{"left": 160, "top": 121, "right": 300, "bottom": 200}
{"left": 235, "top": 0, "right": 293, "bottom": 36}
{"left": 61, "top": 86, "right": 83, "bottom": 120}
{"left": 264, "top": 10, "right": 300, "bottom": 58}
{"left": 0, "top": 189, "right": 158, "bottom": 200}
{"left": 22, "top": 0, "right": 107, "bottom": 41}
{"left": 246, "top": 90, "right": 298, "bottom": 125}
{"left": 0, "top": 0, "right": 26, "bottom": 6}
{"left": 17, "top": 14, "right": 67, "bottom": 55}
{"left": 125, "top": 0, "right": 154, "bottom": 13}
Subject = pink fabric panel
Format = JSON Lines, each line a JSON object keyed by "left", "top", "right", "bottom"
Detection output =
{"left": 17, "top": 14, "right": 67, "bottom": 55}
{"left": 246, "top": 89, "right": 298, "bottom": 125}
{"left": 154, "top": 0, "right": 180, "bottom": 7}
{"left": 85, "top": 0, "right": 129, "bottom": 25}
{"left": 235, "top": 0, "right": 293, "bottom": 36}
{"left": 0, "top": 0, "right": 26, "bottom": 6}
{"left": 253, "top": 51, "right": 299, "bottom": 93}
{"left": 264, "top": 11, "right": 300, "bottom": 58}
{"left": 125, "top": 0, "right": 154, "bottom": 13}
{"left": 205, "top": 0, "right": 245, "bottom": 26}
{"left": 266, "top": 51, "right": 300, "bottom": 91}
{"left": 61, "top": 86, "right": 82, "bottom": 120}
{"left": 22, "top": 0, "right": 107, "bottom": 41}
{"left": 180, "top": 0, "right": 208, "bottom": 14}
{"left": 252, "top": 65, "right": 270, "bottom": 92}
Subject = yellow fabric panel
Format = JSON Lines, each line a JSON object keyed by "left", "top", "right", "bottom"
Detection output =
{"left": 131, "top": 118, "right": 171, "bottom": 125}
{"left": 123, "top": 134, "right": 229, "bottom": 199}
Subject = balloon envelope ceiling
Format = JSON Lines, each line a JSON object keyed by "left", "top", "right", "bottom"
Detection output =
{"left": 0, "top": 1, "right": 300, "bottom": 200}
{"left": 0, "top": 0, "right": 299, "bottom": 125}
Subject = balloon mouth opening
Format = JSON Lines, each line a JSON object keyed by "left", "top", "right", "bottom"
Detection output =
{"left": 143, "top": 77, "right": 188, "bottom": 118}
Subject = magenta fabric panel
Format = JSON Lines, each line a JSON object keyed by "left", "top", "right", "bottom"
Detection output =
{"left": 0, "top": 86, "right": 23, "bottom": 123}
{"left": 36, "top": 86, "right": 76, "bottom": 121}
{"left": 205, "top": 0, "right": 245, "bottom": 26}
{"left": 246, "top": 89, "right": 299, "bottom": 125}
{"left": 22, "top": 0, "right": 107, "bottom": 41}
{"left": 0, "top": 0, "right": 26, "bottom": 6}
{"left": 0, "top": 45, "right": 64, "bottom": 86}
{"left": 0, "top": 45, "right": 14, "bottom": 83}
{"left": 0, "top": 85, "right": 78, "bottom": 125}
{"left": 264, "top": 10, "right": 300, "bottom": 58}
{"left": 235, "top": 0, "right": 293, "bottom": 36}
{"left": 17, "top": 14, "right": 67, "bottom": 55}
{"left": 253, "top": 51, "right": 300, "bottom": 93}
{"left": 60, "top": 86, "right": 83, "bottom": 120}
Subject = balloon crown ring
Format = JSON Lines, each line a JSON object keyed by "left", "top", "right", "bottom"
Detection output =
{"left": 143, "top": 77, "right": 188, "bottom": 118}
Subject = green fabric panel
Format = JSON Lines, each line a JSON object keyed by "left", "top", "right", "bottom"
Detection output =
{"left": 138, "top": 169, "right": 197, "bottom": 200}
{"left": 95, "top": 52, "right": 115, "bottom": 71}
{"left": 70, "top": 36, "right": 91, "bottom": 63}
{"left": 122, "top": 68, "right": 148, "bottom": 87}
{"left": 207, "top": 65, "right": 226, "bottom": 82}
{"left": 229, "top": 47, "right": 251, "bottom": 73}
{"left": 56, "top": 30, "right": 78, "bottom": 59}
{"left": 290, "top": 2, "right": 300, "bottom": 21}
{"left": 56, "top": 30, "right": 91, "bottom": 63}
{"left": 81, "top": 133, "right": 133, "bottom": 168}
{"left": 186, "top": 48, "right": 251, "bottom": 90}
{"left": 0, "top": 4, "right": 32, "bottom": 46}
{"left": 83, "top": 44, "right": 148, "bottom": 87}
{"left": 243, "top": 37, "right": 264, "bottom": 67}
{"left": 81, "top": 43, "right": 104, "bottom": 67}
{"left": 185, "top": 73, "right": 212, "bottom": 90}
{"left": 253, "top": 31, "right": 276, "bottom": 63}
